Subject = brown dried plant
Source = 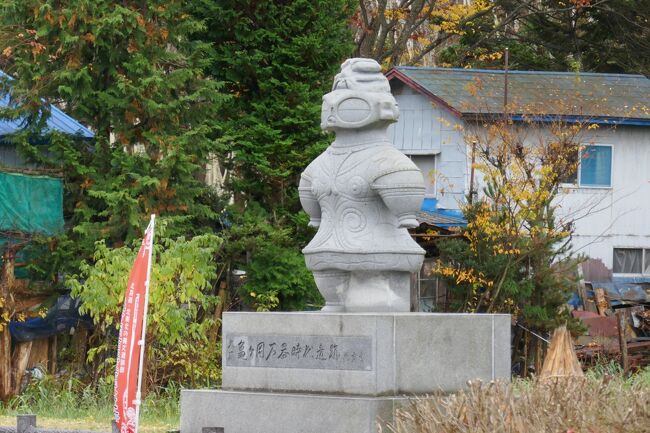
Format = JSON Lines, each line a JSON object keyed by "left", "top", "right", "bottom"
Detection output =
{"left": 386, "top": 375, "right": 650, "bottom": 433}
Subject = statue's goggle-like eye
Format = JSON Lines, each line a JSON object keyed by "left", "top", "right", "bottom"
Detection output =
{"left": 335, "top": 97, "right": 371, "bottom": 124}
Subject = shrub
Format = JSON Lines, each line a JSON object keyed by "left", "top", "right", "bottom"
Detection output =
{"left": 67, "top": 232, "right": 222, "bottom": 388}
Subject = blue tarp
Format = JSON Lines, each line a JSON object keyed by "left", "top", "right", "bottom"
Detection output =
{"left": 8, "top": 294, "right": 92, "bottom": 342}
{"left": 419, "top": 198, "right": 467, "bottom": 229}
{"left": 592, "top": 282, "right": 648, "bottom": 304}
{"left": 571, "top": 282, "right": 648, "bottom": 310}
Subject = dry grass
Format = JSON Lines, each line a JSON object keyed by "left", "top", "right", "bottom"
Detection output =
{"left": 387, "top": 373, "right": 650, "bottom": 433}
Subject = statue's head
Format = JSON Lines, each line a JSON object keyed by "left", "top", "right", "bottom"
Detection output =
{"left": 321, "top": 58, "right": 399, "bottom": 131}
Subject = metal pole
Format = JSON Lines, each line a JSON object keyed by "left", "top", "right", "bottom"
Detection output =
{"left": 515, "top": 322, "right": 550, "bottom": 344}
{"left": 134, "top": 214, "right": 156, "bottom": 433}
{"left": 469, "top": 140, "right": 477, "bottom": 204}
{"left": 504, "top": 47, "right": 509, "bottom": 111}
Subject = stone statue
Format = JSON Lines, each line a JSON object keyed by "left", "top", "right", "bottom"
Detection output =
{"left": 299, "top": 58, "right": 425, "bottom": 312}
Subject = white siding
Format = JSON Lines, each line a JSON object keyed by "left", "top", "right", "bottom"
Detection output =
{"left": 438, "top": 130, "right": 467, "bottom": 210}
{"left": 556, "top": 126, "right": 650, "bottom": 271}
{"left": 388, "top": 79, "right": 650, "bottom": 271}
{"left": 205, "top": 153, "right": 225, "bottom": 192}
{"left": 389, "top": 81, "right": 467, "bottom": 210}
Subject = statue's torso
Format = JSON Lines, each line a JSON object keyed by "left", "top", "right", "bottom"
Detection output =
{"left": 302, "top": 142, "right": 424, "bottom": 272}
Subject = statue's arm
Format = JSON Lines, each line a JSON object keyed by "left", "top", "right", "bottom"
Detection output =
{"left": 372, "top": 169, "right": 425, "bottom": 229}
{"left": 299, "top": 174, "right": 321, "bottom": 228}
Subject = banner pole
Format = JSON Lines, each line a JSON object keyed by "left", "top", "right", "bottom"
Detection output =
{"left": 134, "top": 214, "right": 155, "bottom": 433}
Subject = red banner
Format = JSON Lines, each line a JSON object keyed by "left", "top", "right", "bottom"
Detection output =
{"left": 114, "top": 217, "right": 155, "bottom": 433}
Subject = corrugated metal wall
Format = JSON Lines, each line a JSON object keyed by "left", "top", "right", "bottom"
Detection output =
{"left": 389, "top": 81, "right": 467, "bottom": 210}
{"left": 389, "top": 82, "right": 442, "bottom": 154}
{"left": 0, "top": 144, "right": 32, "bottom": 168}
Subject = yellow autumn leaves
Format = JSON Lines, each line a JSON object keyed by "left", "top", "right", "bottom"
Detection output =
{"left": 429, "top": 0, "right": 491, "bottom": 35}
{"left": 0, "top": 296, "right": 48, "bottom": 332}
{"left": 435, "top": 261, "right": 494, "bottom": 289}
{"left": 432, "top": 108, "right": 587, "bottom": 314}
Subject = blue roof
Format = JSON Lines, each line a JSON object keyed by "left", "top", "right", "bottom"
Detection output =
{"left": 0, "top": 70, "right": 94, "bottom": 139}
{"left": 388, "top": 67, "right": 650, "bottom": 126}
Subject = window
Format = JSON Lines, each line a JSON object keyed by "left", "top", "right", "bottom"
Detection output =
{"left": 563, "top": 145, "right": 613, "bottom": 187}
{"left": 581, "top": 146, "right": 612, "bottom": 187}
{"left": 613, "top": 248, "right": 650, "bottom": 274}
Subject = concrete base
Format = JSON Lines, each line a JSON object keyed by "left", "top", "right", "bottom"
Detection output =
{"left": 181, "top": 389, "right": 411, "bottom": 433}
{"left": 181, "top": 312, "right": 511, "bottom": 433}
{"left": 221, "top": 312, "right": 510, "bottom": 395}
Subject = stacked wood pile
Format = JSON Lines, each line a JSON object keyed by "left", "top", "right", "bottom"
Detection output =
{"left": 573, "top": 278, "right": 650, "bottom": 371}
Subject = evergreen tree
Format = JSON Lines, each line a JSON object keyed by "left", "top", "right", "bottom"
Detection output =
{"left": 191, "top": 0, "right": 354, "bottom": 219}
{"left": 0, "top": 0, "right": 227, "bottom": 273}
{"left": 438, "top": 0, "right": 650, "bottom": 75}
{"left": 522, "top": 0, "right": 650, "bottom": 75}
{"left": 189, "top": 0, "right": 354, "bottom": 310}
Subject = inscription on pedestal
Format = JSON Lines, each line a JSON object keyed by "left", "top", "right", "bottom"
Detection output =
{"left": 225, "top": 334, "right": 372, "bottom": 371}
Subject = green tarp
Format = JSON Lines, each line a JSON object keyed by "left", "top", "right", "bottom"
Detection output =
{"left": 0, "top": 171, "right": 63, "bottom": 236}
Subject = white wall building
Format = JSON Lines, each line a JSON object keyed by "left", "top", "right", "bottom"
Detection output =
{"left": 386, "top": 66, "right": 650, "bottom": 284}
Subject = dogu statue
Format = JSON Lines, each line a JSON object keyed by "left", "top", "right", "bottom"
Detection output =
{"left": 300, "top": 58, "right": 425, "bottom": 312}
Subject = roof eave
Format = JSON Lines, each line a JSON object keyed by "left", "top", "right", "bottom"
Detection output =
{"left": 463, "top": 112, "right": 650, "bottom": 126}
{"left": 386, "top": 68, "right": 463, "bottom": 118}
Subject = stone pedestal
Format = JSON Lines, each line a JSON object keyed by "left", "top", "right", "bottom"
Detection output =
{"left": 180, "top": 312, "right": 510, "bottom": 433}
{"left": 182, "top": 390, "right": 409, "bottom": 433}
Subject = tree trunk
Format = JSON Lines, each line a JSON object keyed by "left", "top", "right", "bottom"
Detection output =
{"left": 535, "top": 337, "right": 544, "bottom": 374}
{"left": 209, "top": 282, "right": 229, "bottom": 346}
{"left": 0, "top": 245, "right": 18, "bottom": 401}
{"left": 511, "top": 325, "right": 524, "bottom": 375}
{"left": 49, "top": 335, "right": 58, "bottom": 375}
{"left": 11, "top": 341, "right": 32, "bottom": 396}
{"left": 0, "top": 327, "right": 10, "bottom": 401}
{"left": 522, "top": 331, "right": 530, "bottom": 378}
{"left": 72, "top": 328, "right": 88, "bottom": 372}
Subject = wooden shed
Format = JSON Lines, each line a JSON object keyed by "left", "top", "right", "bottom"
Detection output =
{"left": 0, "top": 69, "right": 94, "bottom": 400}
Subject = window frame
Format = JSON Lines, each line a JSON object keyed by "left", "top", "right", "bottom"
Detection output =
{"left": 612, "top": 247, "right": 650, "bottom": 276}
{"left": 415, "top": 258, "right": 448, "bottom": 312}
{"left": 562, "top": 143, "right": 614, "bottom": 189}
